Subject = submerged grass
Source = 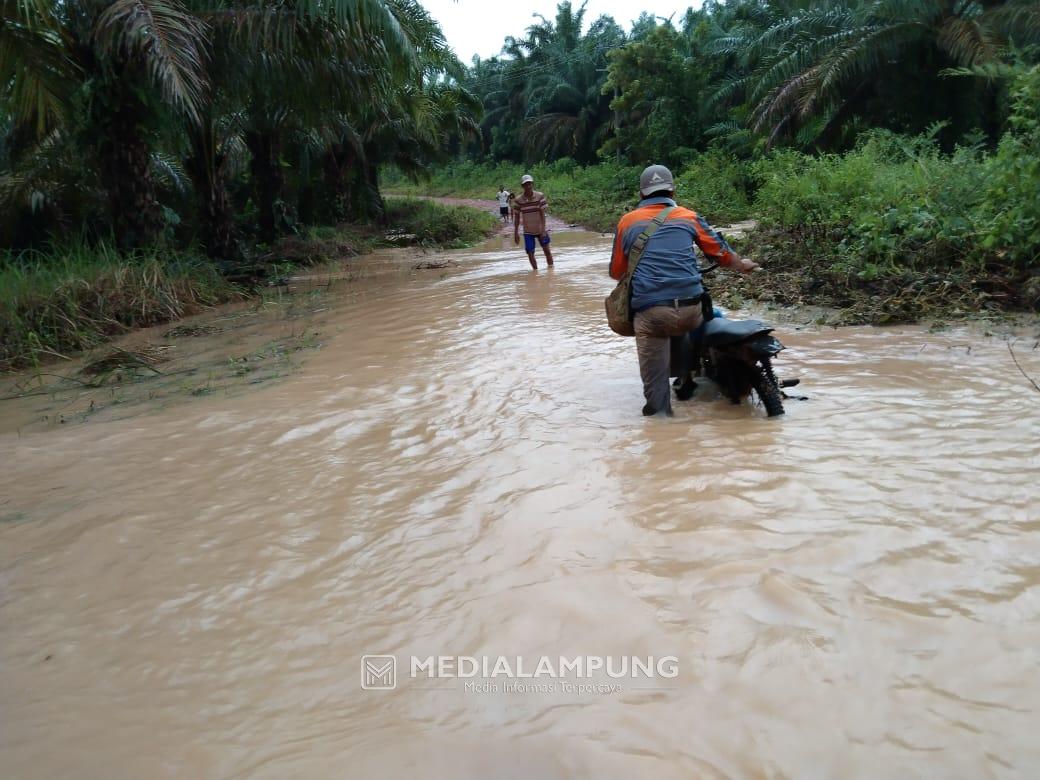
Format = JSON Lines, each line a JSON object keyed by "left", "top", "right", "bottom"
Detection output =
{"left": 0, "top": 243, "right": 239, "bottom": 370}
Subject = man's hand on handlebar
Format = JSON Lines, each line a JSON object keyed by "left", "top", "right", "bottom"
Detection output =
{"left": 733, "top": 257, "right": 759, "bottom": 273}
{"left": 699, "top": 257, "right": 760, "bottom": 274}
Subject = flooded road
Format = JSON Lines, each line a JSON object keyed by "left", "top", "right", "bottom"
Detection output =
{"left": 1, "top": 232, "right": 1039, "bottom": 778}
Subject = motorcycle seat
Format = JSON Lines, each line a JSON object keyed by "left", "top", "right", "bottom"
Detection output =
{"left": 700, "top": 317, "right": 773, "bottom": 346}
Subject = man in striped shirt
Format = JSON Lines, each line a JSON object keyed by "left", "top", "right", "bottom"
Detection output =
{"left": 513, "top": 174, "right": 554, "bottom": 269}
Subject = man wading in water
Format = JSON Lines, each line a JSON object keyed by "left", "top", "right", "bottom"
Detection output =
{"left": 513, "top": 174, "right": 554, "bottom": 269}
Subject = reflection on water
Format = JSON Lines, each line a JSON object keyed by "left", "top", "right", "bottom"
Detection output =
{"left": 1, "top": 233, "right": 1039, "bottom": 779}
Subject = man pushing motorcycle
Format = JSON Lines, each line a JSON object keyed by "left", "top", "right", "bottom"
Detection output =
{"left": 609, "top": 165, "right": 759, "bottom": 417}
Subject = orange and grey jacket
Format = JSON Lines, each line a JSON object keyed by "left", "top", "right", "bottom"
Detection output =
{"left": 609, "top": 197, "right": 739, "bottom": 312}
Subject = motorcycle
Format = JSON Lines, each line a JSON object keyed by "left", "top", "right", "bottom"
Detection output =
{"left": 670, "top": 262, "right": 799, "bottom": 417}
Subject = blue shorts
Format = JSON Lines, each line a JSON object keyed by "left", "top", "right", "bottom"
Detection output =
{"left": 524, "top": 233, "right": 551, "bottom": 253}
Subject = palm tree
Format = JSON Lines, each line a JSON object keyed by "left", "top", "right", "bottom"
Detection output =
{"left": 732, "top": 0, "right": 1040, "bottom": 148}
{"left": 190, "top": 0, "right": 414, "bottom": 244}
{"left": 1, "top": 0, "right": 420, "bottom": 251}
{"left": 467, "top": 44, "right": 532, "bottom": 161}
{"left": 345, "top": 0, "right": 482, "bottom": 218}
{"left": 480, "top": 1, "right": 621, "bottom": 163}
{"left": 1, "top": 0, "right": 208, "bottom": 247}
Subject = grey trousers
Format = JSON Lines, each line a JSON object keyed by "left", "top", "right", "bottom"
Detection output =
{"left": 634, "top": 304, "right": 704, "bottom": 415}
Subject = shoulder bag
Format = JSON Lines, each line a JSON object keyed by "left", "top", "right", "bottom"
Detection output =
{"left": 604, "top": 206, "right": 675, "bottom": 336}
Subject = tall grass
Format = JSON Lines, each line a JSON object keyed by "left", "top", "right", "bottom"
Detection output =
{"left": 0, "top": 243, "right": 238, "bottom": 370}
{"left": 0, "top": 199, "right": 496, "bottom": 371}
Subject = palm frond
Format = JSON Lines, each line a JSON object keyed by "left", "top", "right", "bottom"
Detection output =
{"left": 750, "top": 15, "right": 927, "bottom": 141}
{"left": 707, "top": 71, "right": 752, "bottom": 108}
{"left": 302, "top": 0, "right": 412, "bottom": 65}
{"left": 151, "top": 151, "right": 188, "bottom": 192}
{"left": 0, "top": 2, "right": 80, "bottom": 134}
{"left": 0, "top": 126, "right": 74, "bottom": 212}
{"left": 941, "top": 61, "right": 1024, "bottom": 81}
{"left": 980, "top": 1, "right": 1040, "bottom": 48}
{"left": 93, "top": 0, "right": 210, "bottom": 123}
{"left": 936, "top": 15, "right": 998, "bottom": 66}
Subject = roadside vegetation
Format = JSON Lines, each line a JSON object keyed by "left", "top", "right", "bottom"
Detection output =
{"left": 386, "top": 73, "right": 1040, "bottom": 321}
{"left": 384, "top": 153, "right": 750, "bottom": 231}
{"left": 0, "top": 245, "right": 236, "bottom": 371}
{"left": 4, "top": 0, "right": 1039, "bottom": 372}
{"left": 0, "top": 0, "right": 495, "bottom": 369}
{"left": 388, "top": 0, "right": 1040, "bottom": 323}
{"left": 382, "top": 198, "right": 498, "bottom": 248}
{"left": 0, "top": 197, "right": 495, "bottom": 370}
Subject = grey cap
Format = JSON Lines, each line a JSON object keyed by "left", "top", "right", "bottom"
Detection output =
{"left": 639, "top": 165, "right": 674, "bottom": 196}
{"left": 520, "top": 174, "right": 534, "bottom": 184}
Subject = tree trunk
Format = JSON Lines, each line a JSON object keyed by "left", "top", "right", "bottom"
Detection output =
{"left": 205, "top": 174, "right": 237, "bottom": 261}
{"left": 195, "top": 161, "right": 237, "bottom": 262}
{"left": 363, "top": 157, "right": 385, "bottom": 223}
{"left": 95, "top": 85, "right": 162, "bottom": 250}
{"left": 185, "top": 120, "right": 240, "bottom": 262}
{"left": 245, "top": 129, "right": 285, "bottom": 243}
{"left": 322, "top": 142, "right": 357, "bottom": 222}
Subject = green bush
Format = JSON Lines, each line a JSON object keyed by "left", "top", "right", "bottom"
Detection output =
{"left": 750, "top": 131, "right": 991, "bottom": 277}
{"left": 673, "top": 150, "right": 750, "bottom": 224}
{"left": 386, "top": 114, "right": 1039, "bottom": 305}
{"left": 979, "top": 66, "right": 1040, "bottom": 268}
{"left": 384, "top": 162, "right": 527, "bottom": 199}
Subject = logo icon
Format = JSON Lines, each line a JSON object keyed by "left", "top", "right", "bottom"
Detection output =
{"left": 362, "top": 655, "right": 397, "bottom": 690}
{"left": 650, "top": 172, "right": 664, "bottom": 183}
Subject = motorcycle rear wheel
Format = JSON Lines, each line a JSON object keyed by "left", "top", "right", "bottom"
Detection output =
{"left": 752, "top": 359, "right": 785, "bottom": 417}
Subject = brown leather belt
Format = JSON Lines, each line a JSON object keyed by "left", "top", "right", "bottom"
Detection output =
{"left": 655, "top": 297, "right": 701, "bottom": 308}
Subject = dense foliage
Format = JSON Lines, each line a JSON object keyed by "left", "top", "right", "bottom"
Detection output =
{"left": 0, "top": 0, "right": 494, "bottom": 365}
{"left": 461, "top": 0, "right": 1040, "bottom": 164}
{"left": 391, "top": 63, "right": 1040, "bottom": 313}
{"left": 0, "top": 0, "right": 480, "bottom": 257}
{"left": 401, "top": 0, "right": 1039, "bottom": 316}
{"left": 3, "top": 0, "right": 1039, "bottom": 367}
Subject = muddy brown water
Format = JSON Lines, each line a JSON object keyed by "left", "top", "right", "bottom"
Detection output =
{"left": 2, "top": 232, "right": 1039, "bottom": 779}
